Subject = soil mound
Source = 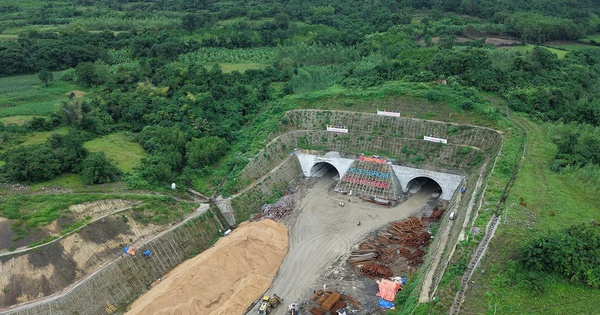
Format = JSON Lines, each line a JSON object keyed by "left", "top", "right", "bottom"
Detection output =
{"left": 125, "top": 219, "right": 288, "bottom": 315}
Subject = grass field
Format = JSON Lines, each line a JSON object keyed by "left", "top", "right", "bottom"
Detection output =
{"left": 461, "top": 115, "right": 600, "bottom": 314}
{"left": 545, "top": 43, "right": 600, "bottom": 51}
{"left": 18, "top": 127, "right": 69, "bottom": 147}
{"left": 0, "top": 72, "right": 81, "bottom": 117}
{"left": 503, "top": 44, "right": 568, "bottom": 58}
{"left": 30, "top": 173, "right": 85, "bottom": 189}
{"left": 0, "top": 193, "right": 175, "bottom": 237}
{"left": 84, "top": 132, "right": 145, "bottom": 172}
{"left": 0, "top": 115, "right": 45, "bottom": 125}
{"left": 0, "top": 34, "right": 19, "bottom": 41}
{"left": 580, "top": 34, "right": 600, "bottom": 43}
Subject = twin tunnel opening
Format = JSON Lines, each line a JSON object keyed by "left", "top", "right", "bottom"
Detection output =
{"left": 309, "top": 162, "right": 443, "bottom": 197}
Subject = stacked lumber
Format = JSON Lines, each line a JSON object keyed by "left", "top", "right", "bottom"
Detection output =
{"left": 311, "top": 289, "right": 324, "bottom": 301}
{"left": 310, "top": 308, "right": 326, "bottom": 315}
{"left": 331, "top": 301, "right": 347, "bottom": 313}
{"left": 308, "top": 290, "right": 356, "bottom": 315}
{"left": 322, "top": 292, "right": 341, "bottom": 311}
{"left": 317, "top": 292, "right": 331, "bottom": 305}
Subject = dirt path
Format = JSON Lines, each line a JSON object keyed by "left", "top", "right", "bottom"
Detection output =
{"left": 252, "top": 172, "right": 432, "bottom": 315}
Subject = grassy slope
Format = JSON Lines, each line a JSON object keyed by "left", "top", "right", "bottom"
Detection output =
{"left": 461, "top": 115, "right": 600, "bottom": 315}
{"left": 83, "top": 132, "right": 145, "bottom": 172}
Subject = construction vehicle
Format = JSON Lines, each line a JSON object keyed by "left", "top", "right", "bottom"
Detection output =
{"left": 287, "top": 303, "right": 299, "bottom": 315}
{"left": 258, "top": 294, "right": 283, "bottom": 314}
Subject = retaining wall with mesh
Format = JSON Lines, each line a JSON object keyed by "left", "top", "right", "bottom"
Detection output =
{"left": 2, "top": 214, "right": 221, "bottom": 315}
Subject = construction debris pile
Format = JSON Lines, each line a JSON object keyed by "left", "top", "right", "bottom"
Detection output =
{"left": 422, "top": 206, "right": 446, "bottom": 224}
{"left": 252, "top": 190, "right": 296, "bottom": 221}
{"left": 348, "top": 210, "right": 445, "bottom": 278}
{"left": 308, "top": 290, "right": 359, "bottom": 315}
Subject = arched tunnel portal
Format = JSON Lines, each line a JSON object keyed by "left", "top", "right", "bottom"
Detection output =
{"left": 309, "top": 162, "right": 340, "bottom": 178}
{"left": 406, "top": 176, "right": 443, "bottom": 198}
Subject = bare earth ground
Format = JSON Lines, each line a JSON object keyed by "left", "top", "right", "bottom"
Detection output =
{"left": 252, "top": 170, "right": 436, "bottom": 315}
{"left": 0, "top": 207, "right": 166, "bottom": 308}
{"left": 2, "top": 170, "right": 436, "bottom": 314}
{"left": 124, "top": 170, "right": 436, "bottom": 315}
{"left": 125, "top": 219, "right": 288, "bottom": 315}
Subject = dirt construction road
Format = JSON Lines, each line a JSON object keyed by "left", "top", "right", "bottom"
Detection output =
{"left": 256, "top": 171, "right": 432, "bottom": 315}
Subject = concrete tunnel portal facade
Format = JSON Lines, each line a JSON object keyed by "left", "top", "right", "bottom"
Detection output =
{"left": 406, "top": 176, "right": 443, "bottom": 196}
{"left": 296, "top": 150, "right": 464, "bottom": 200}
{"left": 309, "top": 161, "right": 340, "bottom": 177}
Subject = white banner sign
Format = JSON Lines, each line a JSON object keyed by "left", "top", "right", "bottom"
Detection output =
{"left": 377, "top": 110, "right": 400, "bottom": 117}
{"left": 424, "top": 136, "right": 447, "bottom": 144}
{"left": 327, "top": 126, "right": 348, "bottom": 133}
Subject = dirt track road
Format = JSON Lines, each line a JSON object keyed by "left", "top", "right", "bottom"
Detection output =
{"left": 254, "top": 171, "right": 431, "bottom": 315}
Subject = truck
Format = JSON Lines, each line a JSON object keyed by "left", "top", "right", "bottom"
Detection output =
{"left": 258, "top": 294, "right": 283, "bottom": 314}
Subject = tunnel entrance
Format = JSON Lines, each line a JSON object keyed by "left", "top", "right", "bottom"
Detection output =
{"left": 406, "top": 177, "right": 442, "bottom": 198}
{"left": 309, "top": 162, "right": 340, "bottom": 179}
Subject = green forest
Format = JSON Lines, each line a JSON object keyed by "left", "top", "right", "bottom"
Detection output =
{"left": 1, "top": 0, "right": 599, "bottom": 314}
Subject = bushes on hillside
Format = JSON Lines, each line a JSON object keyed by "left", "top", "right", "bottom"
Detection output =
{"left": 519, "top": 223, "right": 600, "bottom": 288}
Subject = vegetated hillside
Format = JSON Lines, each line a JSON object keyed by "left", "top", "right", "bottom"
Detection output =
{"left": 0, "top": 0, "right": 599, "bottom": 313}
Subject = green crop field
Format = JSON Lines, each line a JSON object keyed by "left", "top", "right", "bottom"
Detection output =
{"left": 0, "top": 115, "right": 45, "bottom": 125}
{"left": 210, "top": 63, "right": 268, "bottom": 73}
{"left": 83, "top": 132, "right": 145, "bottom": 172}
{"left": 503, "top": 44, "right": 568, "bottom": 58}
{"left": 546, "top": 43, "right": 600, "bottom": 51}
{"left": 0, "top": 73, "right": 80, "bottom": 117}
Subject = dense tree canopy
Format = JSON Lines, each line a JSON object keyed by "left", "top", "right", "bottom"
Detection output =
{"left": 1, "top": 0, "right": 600, "bottom": 186}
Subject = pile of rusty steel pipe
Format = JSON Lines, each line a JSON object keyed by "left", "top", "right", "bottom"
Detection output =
{"left": 422, "top": 206, "right": 446, "bottom": 223}
{"left": 356, "top": 262, "right": 394, "bottom": 278}
{"left": 348, "top": 215, "right": 437, "bottom": 276}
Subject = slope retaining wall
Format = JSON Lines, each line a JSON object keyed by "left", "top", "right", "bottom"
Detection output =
{"left": 2, "top": 214, "right": 221, "bottom": 315}
{"left": 2, "top": 110, "right": 503, "bottom": 314}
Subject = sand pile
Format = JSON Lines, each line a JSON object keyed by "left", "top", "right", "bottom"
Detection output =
{"left": 125, "top": 219, "right": 288, "bottom": 315}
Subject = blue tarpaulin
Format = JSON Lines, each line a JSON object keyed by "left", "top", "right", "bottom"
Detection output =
{"left": 378, "top": 299, "right": 395, "bottom": 309}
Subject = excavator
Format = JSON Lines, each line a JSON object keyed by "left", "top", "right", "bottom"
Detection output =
{"left": 257, "top": 294, "right": 283, "bottom": 314}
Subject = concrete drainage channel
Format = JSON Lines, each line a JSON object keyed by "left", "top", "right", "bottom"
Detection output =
{"left": 450, "top": 115, "right": 526, "bottom": 314}
{"left": 450, "top": 214, "right": 500, "bottom": 314}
